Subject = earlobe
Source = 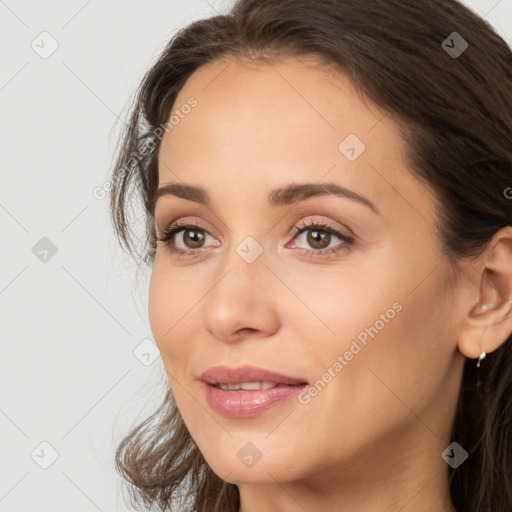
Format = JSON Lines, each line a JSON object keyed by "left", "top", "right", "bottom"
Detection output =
{"left": 457, "top": 227, "right": 512, "bottom": 362}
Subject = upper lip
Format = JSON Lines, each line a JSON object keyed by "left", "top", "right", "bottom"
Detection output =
{"left": 199, "top": 365, "right": 308, "bottom": 385}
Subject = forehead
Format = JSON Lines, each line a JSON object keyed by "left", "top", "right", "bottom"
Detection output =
{"left": 157, "top": 55, "right": 427, "bottom": 218}
{"left": 160, "top": 55, "right": 397, "bottom": 157}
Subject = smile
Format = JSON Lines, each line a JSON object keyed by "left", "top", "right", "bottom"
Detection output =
{"left": 199, "top": 365, "right": 308, "bottom": 418}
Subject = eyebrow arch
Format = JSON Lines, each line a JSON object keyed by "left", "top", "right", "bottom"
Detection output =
{"left": 150, "top": 181, "right": 379, "bottom": 215}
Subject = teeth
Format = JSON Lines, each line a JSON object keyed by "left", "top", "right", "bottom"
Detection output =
{"left": 218, "top": 383, "right": 242, "bottom": 390}
{"left": 218, "top": 381, "right": 277, "bottom": 391}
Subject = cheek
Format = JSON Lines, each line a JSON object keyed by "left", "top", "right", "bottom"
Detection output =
{"left": 148, "top": 259, "right": 196, "bottom": 372}
{"left": 318, "top": 270, "right": 456, "bottom": 438}
{"left": 291, "top": 251, "right": 455, "bottom": 431}
{"left": 280, "top": 258, "right": 403, "bottom": 373}
{"left": 148, "top": 264, "right": 202, "bottom": 425}
{"left": 148, "top": 263, "right": 171, "bottom": 349}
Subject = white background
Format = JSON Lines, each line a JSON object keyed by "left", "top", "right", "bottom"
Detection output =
{"left": 1, "top": 1, "right": 511, "bottom": 510}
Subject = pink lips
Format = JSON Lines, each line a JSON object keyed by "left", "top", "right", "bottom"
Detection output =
{"left": 200, "top": 365, "right": 308, "bottom": 418}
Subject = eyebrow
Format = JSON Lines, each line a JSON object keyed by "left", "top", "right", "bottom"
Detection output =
{"left": 150, "top": 181, "right": 379, "bottom": 215}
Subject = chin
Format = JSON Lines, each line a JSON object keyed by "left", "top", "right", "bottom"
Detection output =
{"left": 207, "top": 455, "right": 300, "bottom": 485}
{"left": 196, "top": 435, "right": 310, "bottom": 485}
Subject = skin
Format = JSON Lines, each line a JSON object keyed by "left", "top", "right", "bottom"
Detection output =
{"left": 148, "top": 55, "right": 512, "bottom": 512}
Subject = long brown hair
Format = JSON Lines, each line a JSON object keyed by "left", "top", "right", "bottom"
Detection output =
{"left": 109, "top": 1, "right": 512, "bottom": 510}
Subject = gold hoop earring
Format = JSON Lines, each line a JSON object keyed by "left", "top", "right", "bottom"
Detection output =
{"left": 476, "top": 351, "right": 486, "bottom": 368}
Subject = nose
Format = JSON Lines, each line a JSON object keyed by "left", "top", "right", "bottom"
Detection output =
{"left": 202, "top": 245, "right": 281, "bottom": 344}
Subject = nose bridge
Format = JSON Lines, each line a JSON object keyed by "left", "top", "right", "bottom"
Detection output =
{"left": 217, "top": 207, "right": 271, "bottom": 277}
{"left": 202, "top": 233, "right": 280, "bottom": 341}
{"left": 210, "top": 233, "right": 270, "bottom": 303}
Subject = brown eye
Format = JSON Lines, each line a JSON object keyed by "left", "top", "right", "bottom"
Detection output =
{"left": 156, "top": 221, "right": 219, "bottom": 257}
{"left": 289, "top": 219, "right": 355, "bottom": 258}
{"left": 305, "top": 229, "right": 332, "bottom": 250}
{"left": 181, "top": 229, "right": 206, "bottom": 249}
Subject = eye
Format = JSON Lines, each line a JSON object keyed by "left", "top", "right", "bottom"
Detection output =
{"left": 156, "top": 220, "right": 219, "bottom": 258}
{"left": 156, "top": 218, "right": 355, "bottom": 259}
{"left": 288, "top": 218, "right": 355, "bottom": 258}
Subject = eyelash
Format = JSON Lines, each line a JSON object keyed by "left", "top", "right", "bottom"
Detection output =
{"left": 156, "top": 218, "right": 355, "bottom": 259}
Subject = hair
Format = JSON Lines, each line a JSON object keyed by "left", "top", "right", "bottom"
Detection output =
{"left": 109, "top": 0, "right": 512, "bottom": 510}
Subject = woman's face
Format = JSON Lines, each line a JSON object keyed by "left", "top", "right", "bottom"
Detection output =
{"left": 149, "top": 56, "right": 465, "bottom": 486}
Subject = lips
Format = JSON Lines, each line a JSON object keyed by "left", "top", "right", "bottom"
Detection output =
{"left": 200, "top": 365, "right": 308, "bottom": 386}
{"left": 199, "top": 365, "right": 308, "bottom": 418}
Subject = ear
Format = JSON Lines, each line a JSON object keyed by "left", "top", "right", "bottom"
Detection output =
{"left": 458, "top": 226, "right": 512, "bottom": 362}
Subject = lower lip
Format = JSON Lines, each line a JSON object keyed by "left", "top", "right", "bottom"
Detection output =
{"left": 203, "top": 383, "right": 306, "bottom": 418}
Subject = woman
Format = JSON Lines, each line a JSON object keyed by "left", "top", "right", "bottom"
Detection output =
{"left": 109, "top": 0, "right": 512, "bottom": 510}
